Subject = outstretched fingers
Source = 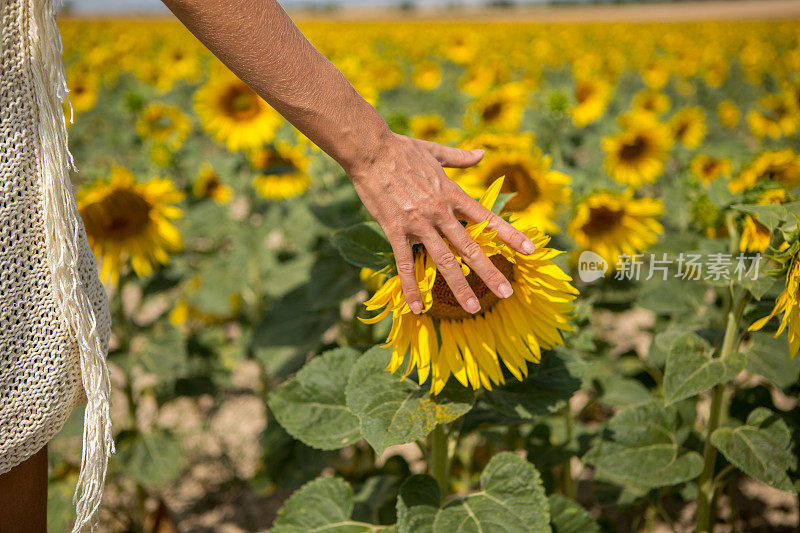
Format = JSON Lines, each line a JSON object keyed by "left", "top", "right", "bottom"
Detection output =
{"left": 420, "top": 229, "right": 481, "bottom": 314}
{"left": 440, "top": 218, "right": 513, "bottom": 300}
{"left": 388, "top": 234, "right": 423, "bottom": 315}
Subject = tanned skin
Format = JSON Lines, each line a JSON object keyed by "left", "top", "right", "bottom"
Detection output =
{"left": 161, "top": 0, "right": 537, "bottom": 315}
{"left": 0, "top": 446, "right": 47, "bottom": 532}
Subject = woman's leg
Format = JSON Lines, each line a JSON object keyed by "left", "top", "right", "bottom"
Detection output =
{"left": 0, "top": 445, "right": 47, "bottom": 533}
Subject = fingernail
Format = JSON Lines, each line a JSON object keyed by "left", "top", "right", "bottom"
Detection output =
{"left": 498, "top": 282, "right": 513, "bottom": 298}
{"left": 471, "top": 149, "right": 485, "bottom": 156}
{"left": 466, "top": 297, "right": 480, "bottom": 314}
{"left": 522, "top": 240, "right": 535, "bottom": 254}
{"left": 410, "top": 301, "right": 422, "bottom": 314}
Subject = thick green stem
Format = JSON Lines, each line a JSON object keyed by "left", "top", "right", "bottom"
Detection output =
{"left": 561, "top": 404, "right": 575, "bottom": 499}
{"left": 696, "top": 383, "right": 724, "bottom": 532}
{"left": 429, "top": 425, "right": 449, "bottom": 497}
{"left": 696, "top": 290, "right": 748, "bottom": 531}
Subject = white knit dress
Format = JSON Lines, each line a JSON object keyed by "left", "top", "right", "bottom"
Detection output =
{"left": 1, "top": 0, "right": 113, "bottom": 531}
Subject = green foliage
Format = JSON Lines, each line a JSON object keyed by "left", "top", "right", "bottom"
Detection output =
{"left": 484, "top": 350, "right": 583, "bottom": 418}
{"left": 396, "top": 453, "right": 550, "bottom": 533}
{"left": 711, "top": 407, "right": 797, "bottom": 491}
{"left": 744, "top": 332, "right": 800, "bottom": 389}
{"left": 271, "top": 477, "right": 381, "bottom": 532}
{"left": 269, "top": 347, "right": 363, "bottom": 450}
{"left": 732, "top": 202, "right": 800, "bottom": 231}
{"left": 585, "top": 401, "right": 704, "bottom": 497}
{"left": 548, "top": 495, "right": 599, "bottom": 533}
{"left": 346, "top": 346, "right": 475, "bottom": 455}
{"left": 491, "top": 192, "right": 517, "bottom": 215}
{"left": 663, "top": 333, "right": 746, "bottom": 405}
{"left": 115, "top": 429, "right": 183, "bottom": 489}
{"left": 333, "top": 222, "right": 394, "bottom": 271}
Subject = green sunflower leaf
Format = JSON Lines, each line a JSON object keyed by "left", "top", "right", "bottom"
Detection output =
{"left": 396, "top": 475, "right": 440, "bottom": 533}
{"left": 271, "top": 476, "right": 381, "bottom": 533}
{"left": 484, "top": 350, "right": 583, "bottom": 418}
{"left": 711, "top": 407, "right": 796, "bottom": 492}
{"left": 332, "top": 221, "right": 394, "bottom": 271}
{"left": 744, "top": 332, "right": 800, "bottom": 389}
{"left": 491, "top": 192, "right": 517, "bottom": 214}
{"left": 115, "top": 429, "right": 183, "bottom": 489}
{"left": 732, "top": 202, "right": 800, "bottom": 232}
{"left": 739, "top": 254, "right": 774, "bottom": 300}
{"left": 548, "top": 495, "right": 600, "bottom": 533}
{"left": 396, "top": 454, "right": 550, "bottom": 533}
{"left": 268, "top": 347, "right": 363, "bottom": 450}
{"left": 584, "top": 401, "right": 704, "bottom": 494}
{"left": 434, "top": 453, "right": 550, "bottom": 532}
{"left": 663, "top": 333, "right": 746, "bottom": 405}
{"left": 345, "top": 345, "right": 474, "bottom": 455}
{"left": 586, "top": 442, "right": 703, "bottom": 494}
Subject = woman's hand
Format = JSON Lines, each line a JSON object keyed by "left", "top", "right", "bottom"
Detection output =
{"left": 345, "top": 131, "right": 536, "bottom": 315}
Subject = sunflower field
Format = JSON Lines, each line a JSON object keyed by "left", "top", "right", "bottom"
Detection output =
{"left": 49, "top": 17, "right": 800, "bottom": 532}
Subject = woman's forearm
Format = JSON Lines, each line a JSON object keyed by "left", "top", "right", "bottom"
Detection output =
{"left": 163, "top": 0, "right": 536, "bottom": 316}
{"left": 162, "top": 0, "right": 389, "bottom": 171}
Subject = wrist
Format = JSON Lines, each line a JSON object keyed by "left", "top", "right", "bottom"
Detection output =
{"left": 334, "top": 104, "right": 394, "bottom": 176}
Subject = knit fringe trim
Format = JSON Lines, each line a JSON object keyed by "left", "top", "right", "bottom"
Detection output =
{"left": 27, "top": 1, "right": 114, "bottom": 531}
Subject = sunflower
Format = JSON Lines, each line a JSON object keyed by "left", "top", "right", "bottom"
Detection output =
{"left": 360, "top": 267, "right": 388, "bottom": 292}
{"left": 717, "top": 100, "right": 740, "bottom": 128}
{"left": 729, "top": 149, "right": 800, "bottom": 193}
{"left": 670, "top": 107, "right": 707, "bottom": 148}
{"left": 739, "top": 187, "right": 790, "bottom": 252}
{"left": 446, "top": 31, "right": 478, "bottom": 65}
{"left": 690, "top": 154, "right": 732, "bottom": 185}
{"left": 149, "top": 144, "right": 173, "bottom": 168}
{"left": 691, "top": 193, "right": 726, "bottom": 239}
{"left": 749, "top": 255, "right": 800, "bottom": 358}
{"left": 459, "top": 62, "right": 510, "bottom": 97}
{"left": 603, "top": 112, "right": 673, "bottom": 187}
{"left": 757, "top": 187, "right": 789, "bottom": 205}
{"left": 703, "top": 59, "right": 729, "bottom": 88}
{"left": 250, "top": 142, "right": 311, "bottom": 200}
{"left": 192, "top": 163, "right": 233, "bottom": 203}
{"left": 169, "top": 282, "right": 242, "bottom": 327}
{"left": 412, "top": 61, "right": 442, "bottom": 90}
{"left": 739, "top": 215, "right": 772, "bottom": 253}
{"left": 78, "top": 166, "right": 184, "bottom": 285}
{"left": 360, "top": 178, "right": 578, "bottom": 393}
{"left": 747, "top": 94, "right": 798, "bottom": 140}
{"left": 642, "top": 58, "right": 670, "bottom": 89}
{"left": 157, "top": 43, "right": 202, "bottom": 89}
{"left": 570, "top": 77, "right": 612, "bottom": 127}
{"left": 454, "top": 149, "right": 571, "bottom": 234}
{"left": 568, "top": 191, "right": 663, "bottom": 268}
{"left": 65, "top": 65, "right": 99, "bottom": 119}
{"left": 136, "top": 103, "right": 191, "bottom": 150}
{"left": 466, "top": 82, "right": 527, "bottom": 132}
{"left": 409, "top": 115, "right": 457, "bottom": 145}
{"left": 633, "top": 89, "right": 671, "bottom": 115}
{"left": 169, "top": 296, "right": 242, "bottom": 327}
{"left": 455, "top": 131, "right": 536, "bottom": 154}
{"left": 194, "top": 69, "right": 282, "bottom": 152}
